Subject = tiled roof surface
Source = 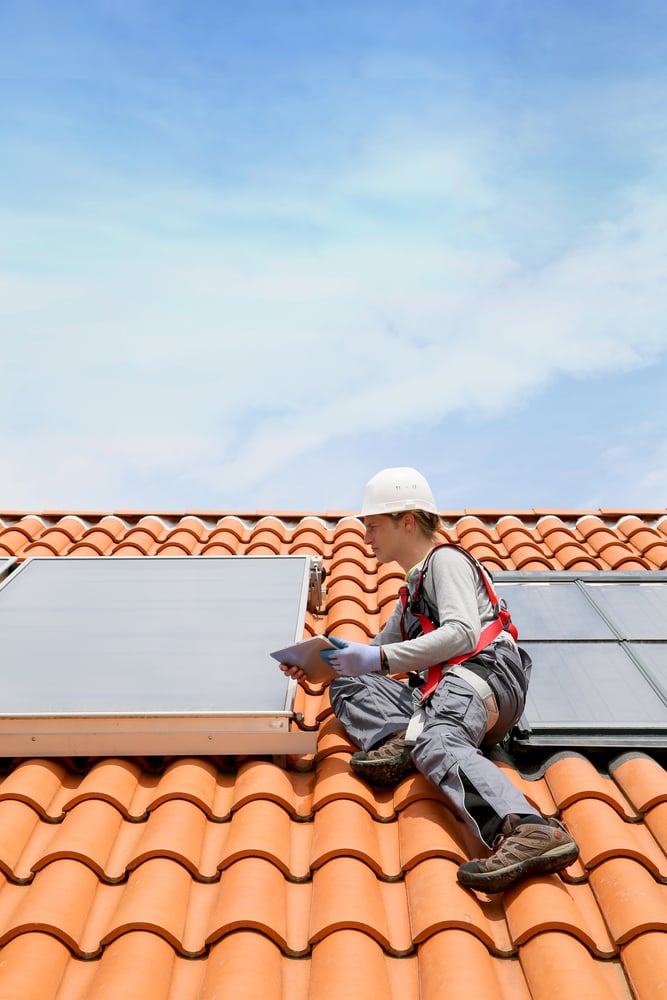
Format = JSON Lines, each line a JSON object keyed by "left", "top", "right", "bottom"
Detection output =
{"left": 0, "top": 509, "right": 666, "bottom": 999}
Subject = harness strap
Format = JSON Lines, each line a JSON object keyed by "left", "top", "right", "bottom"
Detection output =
{"left": 399, "top": 543, "right": 517, "bottom": 703}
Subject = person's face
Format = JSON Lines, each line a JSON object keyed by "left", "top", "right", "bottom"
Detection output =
{"left": 363, "top": 513, "right": 405, "bottom": 564}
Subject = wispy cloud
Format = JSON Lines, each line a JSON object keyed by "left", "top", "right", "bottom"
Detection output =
{"left": 2, "top": 2, "right": 666, "bottom": 509}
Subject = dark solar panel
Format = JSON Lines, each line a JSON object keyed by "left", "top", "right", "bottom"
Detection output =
{"left": 494, "top": 571, "right": 667, "bottom": 750}
{"left": 584, "top": 582, "right": 667, "bottom": 640}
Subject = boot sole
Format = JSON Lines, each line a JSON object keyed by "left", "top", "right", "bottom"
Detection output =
{"left": 457, "top": 841, "right": 580, "bottom": 893}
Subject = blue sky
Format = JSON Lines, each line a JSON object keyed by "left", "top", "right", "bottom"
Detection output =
{"left": 1, "top": 0, "right": 666, "bottom": 513}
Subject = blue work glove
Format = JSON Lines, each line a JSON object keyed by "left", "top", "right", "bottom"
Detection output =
{"left": 320, "top": 636, "right": 381, "bottom": 677}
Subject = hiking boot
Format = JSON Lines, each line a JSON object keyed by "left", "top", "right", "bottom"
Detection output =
{"left": 349, "top": 729, "right": 416, "bottom": 787}
{"left": 457, "top": 814, "right": 579, "bottom": 893}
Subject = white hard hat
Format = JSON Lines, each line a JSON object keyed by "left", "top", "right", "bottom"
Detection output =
{"left": 361, "top": 467, "right": 439, "bottom": 516}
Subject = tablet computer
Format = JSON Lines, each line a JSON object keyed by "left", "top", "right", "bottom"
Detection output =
{"left": 270, "top": 635, "right": 338, "bottom": 684}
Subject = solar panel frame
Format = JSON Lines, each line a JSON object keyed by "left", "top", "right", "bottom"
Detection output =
{"left": 0, "top": 557, "right": 15, "bottom": 580}
{"left": 494, "top": 571, "right": 667, "bottom": 750}
{"left": 0, "top": 555, "right": 318, "bottom": 757}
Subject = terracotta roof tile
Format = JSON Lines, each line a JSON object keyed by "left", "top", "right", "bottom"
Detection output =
{"left": 310, "top": 857, "right": 412, "bottom": 954}
{"left": 621, "top": 931, "right": 667, "bottom": 1000}
{"left": 312, "top": 799, "right": 401, "bottom": 878}
{"left": 518, "top": 931, "right": 632, "bottom": 1000}
{"left": 405, "top": 858, "right": 513, "bottom": 954}
{"left": 503, "top": 877, "right": 616, "bottom": 956}
{"left": 564, "top": 799, "right": 667, "bottom": 879}
{"left": 0, "top": 508, "right": 666, "bottom": 997}
{"left": 589, "top": 859, "right": 667, "bottom": 943}
{"left": 545, "top": 755, "right": 640, "bottom": 820}
{"left": 644, "top": 802, "right": 667, "bottom": 857}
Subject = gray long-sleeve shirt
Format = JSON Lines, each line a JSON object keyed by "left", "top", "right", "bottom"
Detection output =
{"left": 371, "top": 545, "right": 499, "bottom": 674}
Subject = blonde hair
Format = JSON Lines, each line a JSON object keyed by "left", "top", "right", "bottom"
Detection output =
{"left": 389, "top": 509, "right": 443, "bottom": 541}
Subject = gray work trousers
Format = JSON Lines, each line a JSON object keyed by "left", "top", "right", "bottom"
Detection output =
{"left": 329, "top": 642, "right": 538, "bottom": 847}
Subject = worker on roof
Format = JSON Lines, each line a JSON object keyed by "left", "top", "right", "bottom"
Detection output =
{"left": 323, "top": 467, "right": 578, "bottom": 892}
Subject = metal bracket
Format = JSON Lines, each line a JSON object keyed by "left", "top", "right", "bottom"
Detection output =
{"left": 307, "top": 556, "right": 327, "bottom": 616}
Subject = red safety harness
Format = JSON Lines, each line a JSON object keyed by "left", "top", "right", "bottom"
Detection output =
{"left": 398, "top": 543, "right": 518, "bottom": 703}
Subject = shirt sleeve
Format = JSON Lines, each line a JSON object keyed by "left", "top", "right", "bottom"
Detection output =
{"left": 374, "top": 547, "right": 494, "bottom": 674}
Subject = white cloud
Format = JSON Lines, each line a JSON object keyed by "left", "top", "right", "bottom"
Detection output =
{"left": 2, "top": 81, "right": 667, "bottom": 509}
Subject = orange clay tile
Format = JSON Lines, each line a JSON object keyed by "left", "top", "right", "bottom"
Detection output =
{"left": 564, "top": 799, "right": 667, "bottom": 879}
{"left": 392, "top": 771, "right": 455, "bottom": 813}
{"left": 308, "top": 929, "right": 419, "bottom": 1000}
{"left": 589, "top": 858, "right": 667, "bottom": 943}
{"left": 74, "top": 930, "right": 185, "bottom": 999}
{"left": 453, "top": 514, "right": 497, "bottom": 544}
{"left": 545, "top": 754, "right": 639, "bottom": 819}
{"left": 119, "top": 515, "right": 168, "bottom": 549}
{"left": 309, "top": 857, "right": 412, "bottom": 955}
{"left": 289, "top": 517, "right": 330, "bottom": 553}
{"left": 0, "top": 800, "right": 43, "bottom": 884}
{"left": 329, "top": 545, "right": 376, "bottom": 577}
{"left": 69, "top": 516, "right": 127, "bottom": 556}
{"left": 602, "top": 551, "right": 649, "bottom": 570}
{"left": 518, "top": 931, "right": 633, "bottom": 1000}
{"left": 59, "top": 757, "right": 146, "bottom": 818}
{"left": 0, "top": 932, "right": 76, "bottom": 1000}
{"left": 0, "top": 758, "right": 72, "bottom": 820}
{"left": 200, "top": 515, "right": 246, "bottom": 555}
{"left": 119, "top": 799, "right": 228, "bottom": 882}
{"left": 404, "top": 857, "right": 513, "bottom": 955}
{"left": 294, "top": 685, "right": 331, "bottom": 733}
{"left": 0, "top": 515, "right": 46, "bottom": 546}
{"left": 417, "top": 929, "right": 532, "bottom": 1000}
{"left": 231, "top": 759, "right": 315, "bottom": 820}
{"left": 311, "top": 754, "right": 396, "bottom": 821}
{"left": 621, "top": 931, "right": 667, "bottom": 1000}
{"left": 509, "top": 544, "right": 553, "bottom": 569}
{"left": 533, "top": 516, "right": 595, "bottom": 563}
{"left": 203, "top": 930, "right": 310, "bottom": 1000}
{"left": 213, "top": 799, "right": 311, "bottom": 881}
{"left": 641, "top": 540, "right": 667, "bottom": 567}
{"left": 30, "top": 799, "right": 126, "bottom": 881}
{"left": 326, "top": 600, "right": 378, "bottom": 637}
{"left": 325, "top": 575, "right": 370, "bottom": 608}
{"left": 495, "top": 516, "right": 538, "bottom": 556}
{"left": 21, "top": 516, "right": 86, "bottom": 556}
{"left": 503, "top": 876, "right": 616, "bottom": 956}
{"left": 489, "top": 760, "right": 558, "bottom": 817}
{"left": 616, "top": 515, "right": 666, "bottom": 549}
{"left": 377, "top": 573, "right": 403, "bottom": 609}
{"left": 311, "top": 799, "right": 400, "bottom": 879}
{"left": 0, "top": 858, "right": 108, "bottom": 957}
{"left": 314, "top": 713, "right": 356, "bottom": 757}
{"left": 156, "top": 531, "right": 204, "bottom": 555}
{"left": 397, "top": 798, "right": 474, "bottom": 869}
{"left": 644, "top": 801, "right": 667, "bottom": 856}
{"left": 244, "top": 516, "right": 290, "bottom": 555}
{"left": 611, "top": 753, "right": 667, "bottom": 812}
{"left": 146, "top": 756, "right": 236, "bottom": 818}
{"left": 96, "top": 857, "right": 205, "bottom": 957}
{"left": 206, "top": 857, "right": 311, "bottom": 956}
